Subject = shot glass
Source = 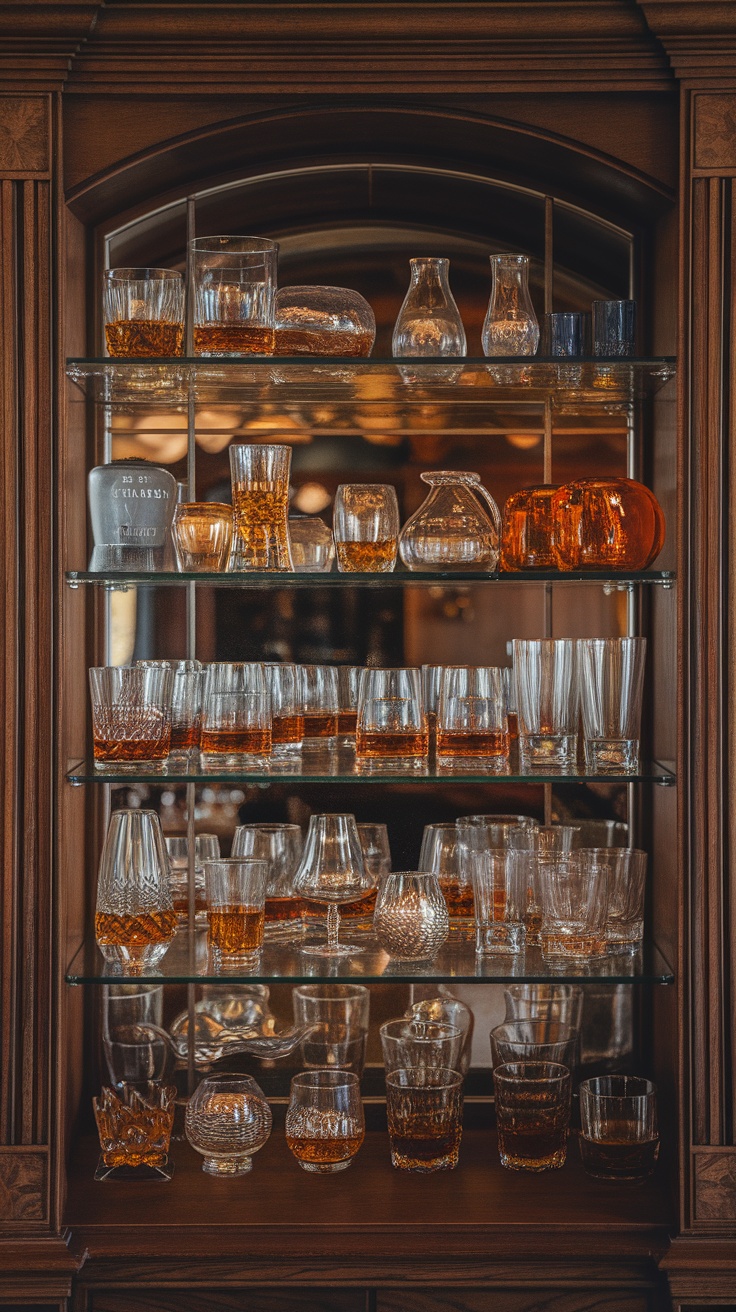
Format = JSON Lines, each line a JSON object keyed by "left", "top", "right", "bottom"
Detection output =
{"left": 419, "top": 822, "right": 473, "bottom": 928}
{"left": 592, "top": 299, "right": 636, "bottom": 357}
{"left": 386, "top": 1067, "right": 464, "bottom": 1172}
{"left": 298, "top": 664, "right": 340, "bottom": 747}
{"left": 286, "top": 1071, "right": 365, "bottom": 1173}
{"left": 232, "top": 822, "right": 304, "bottom": 940}
{"left": 578, "top": 637, "right": 647, "bottom": 773}
{"left": 200, "top": 662, "right": 271, "bottom": 764}
{"left": 191, "top": 236, "right": 278, "bottom": 356}
{"left": 292, "top": 984, "right": 370, "bottom": 1075}
{"left": 512, "top": 639, "right": 579, "bottom": 771}
{"left": 337, "top": 665, "right": 361, "bottom": 743}
{"left": 493, "top": 1061, "right": 572, "bottom": 1172}
{"left": 263, "top": 663, "right": 304, "bottom": 755}
{"left": 137, "top": 659, "right": 203, "bottom": 756}
{"left": 172, "top": 502, "right": 233, "bottom": 572}
{"left": 356, "top": 667, "right": 429, "bottom": 762}
{"left": 471, "top": 849, "right": 525, "bottom": 956}
{"left": 604, "top": 848, "right": 648, "bottom": 952}
{"left": 288, "top": 517, "right": 335, "bottom": 572}
{"left": 333, "top": 483, "right": 400, "bottom": 573}
{"left": 579, "top": 1075, "right": 659, "bottom": 1181}
{"left": 538, "top": 852, "right": 609, "bottom": 962}
{"left": 95, "top": 809, "right": 177, "bottom": 970}
{"left": 436, "top": 665, "right": 509, "bottom": 762}
{"left": 89, "top": 665, "right": 172, "bottom": 766}
{"left": 380, "top": 1019, "right": 463, "bottom": 1074}
{"left": 504, "top": 983, "right": 584, "bottom": 1030}
{"left": 490, "top": 1020, "right": 579, "bottom": 1074}
{"left": 204, "top": 857, "right": 269, "bottom": 968}
{"left": 103, "top": 267, "right": 184, "bottom": 357}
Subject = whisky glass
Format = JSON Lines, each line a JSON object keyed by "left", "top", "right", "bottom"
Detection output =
{"left": 204, "top": 857, "right": 269, "bottom": 968}
{"left": 228, "top": 443, "right": 293, "bottom": 572}
{"left": 471, "top": 849, "right": 526, "bottom": 956}
{"left": 298, "top": 664, "right": 340, "bottom": 747}
{"left": 286, "top": 1071, "right": 365, "bottom": 1173}
{"left": 604, "top": 848, "right": 647, "bottom": 952}
{"left": 232, "top": 822, "right": 304, "bottom": 941}
{"left": 374, "top": 873, "right": 449, "bottom": 961}
{"left": 504, "top": 983, "right": 584, "bottom": 1030}
{"left": 101, "top": 983, "right": 164, "bottom": 1041}
{"left": 136, "top": 659, "right": 203, "bottom": 757}
{"left": 517, "top": 824, "right": 581, "bottom": 946}
{"left": 538, "top": 852, "right": 609, "bottom": 962}
{"left": 340, "top": 821, "right": 391, "bottom": 926}
{"left": 337, "top": 665, "right": 361, "bottom": 744}
{"left": 164, "top": 832, "right": 219, "bottom": 929}
{"left": 172, "top": 502, "right": 233, "bottom": 572}
{"left": 95, "top": 809, "right": 177, "bottom": 970}
{"left": 200, "top": 662, "right": 271, "bottom": 765}
{"left": 380, "top": 1019, "right": 463, "bottom": 1075}
{"left": 419, "top": 822, "right": 473, "bottom": 932}
{"left": 94, "top": 1083, "right": 177, "bottom": 1181}
{"left": 185, "top": 1072, "right": 272, "bottom": 1175}
{"left": 292, "top": 813, "right": 371, "bottom": 957}
{"left": 385, "top": 1067, "right": 464, "bottom": 1172}
{"left": 436, "top": 665, "right": 509, "bottom": 762}
{"left": 292, "top": 983, "right": 370, "bottom": 1075}
{"left": 288, "top": 517, "right": 335, "bottom": 572}
{"left": 333, "top": 484, "right": 400, "bottom": 573}
{"left": 274, "top": 285, "right": 376, "bottom": 357}
{"left": 579, "top": 1075, "right": 659, "bottom": 1181}
{"left": 191, "top": 236, "right": 277, "bottom": 357}
{"left": 102, "top": 1027, "right": 171, "bottom": 1094}
{"left": 500, "top": 484, "right": 560, "bottom": 571}
{"left": 592, "top": 298, "right": 636, "bottom": 357}
{"left": 578, "top": 637, "right": 647, "bottom": 773}
{"left": 512, "top": 639, "right": 579, "bottom": 771}
{"left": 490, "top": 1020, "right": 579, "bottom": 1074}
{"left": 103, "top": 267, "right": 184, "bottom": 357}
{"left": 263, "top": 663, "right": 304, "bottom": 755}
{"left": 356, "top": 668, "right": 429, "bottom": 762}
{"left": 405, "top": 996, "right": 474, "bottom": 1075}
{"left": 543, "top": 311, "right": 587, "bottom": 357}
{"left": 89, "top": 665, "right": 172, "bottom": 766}
{"left": 493, "top": 1061, "right": 571, "bottom": 1172}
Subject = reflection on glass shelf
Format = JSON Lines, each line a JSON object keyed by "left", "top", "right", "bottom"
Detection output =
{"left": 64, "top": 931, "right": 674, "bottom": 986}
{"left": 66, "top": 750, "right": 676, "bottom": 786}
{"left": 65, "top": 568, "right": 676, "bottom": 590}
{"left": 66, "top": 356, "right": 676, "bottom": 410}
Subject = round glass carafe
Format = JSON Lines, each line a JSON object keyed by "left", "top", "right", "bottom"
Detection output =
{"left": 398, "top": 471, "right": 501, "bottom": 572}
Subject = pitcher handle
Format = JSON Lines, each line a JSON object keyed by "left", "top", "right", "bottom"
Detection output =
{"left": 471, "top": 479, "right": 502, "bottom": 544}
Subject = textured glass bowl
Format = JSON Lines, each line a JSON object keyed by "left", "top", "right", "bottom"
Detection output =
{"left": 373, "top": 871, "right": 450, "bottom": 961}
{"left": 275, "top": 286, "right": 376, "bottom": 357}
{"left": 185, "top": 1073, "right": 272, "bottom": 1175}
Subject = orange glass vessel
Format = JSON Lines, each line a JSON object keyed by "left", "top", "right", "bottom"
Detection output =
{"left": 552, "top": 477, "right": 665, "bottom": 571}
{"left": 501, "top": 485, "right": 560, "bottom": 570}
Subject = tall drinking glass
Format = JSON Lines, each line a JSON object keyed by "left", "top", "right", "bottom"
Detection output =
{"left": 228, "top": 443, "right": 293, "bottom": 572}
{"left": 232, "top": 822, "right": 304, "bottom": 940}
{"left": 191, "top": 236, "right": 277, "bottom": 357}
{"left": 263, "top": 663, "right": 304, "bottom": 754}
{"left": 419, "top": 822, "right": 473, "bottom": 926}
{"left": 136, "top": 659, "right": 203, "bottom": 756}
{"left": 204, "top": 858, "right": 269, "bottom": 968}
{"left": 578, "top": 637, "right": 647, "bottom": 773}
{"left": 337, "top": 665, "right": 361, "bottom": 743}
{"left": 95, "top": 810, "right": 177, "bottom": 970}
{"left": 604, "top": 848, "right": 648, "bottom": 952}
{"left": 299, "top": 665, "right": 339, "bottom": 747}
{"left": 471, "top": 849, "right": 525, "bottom": 955}
{"left": 512, "top": 639, "right": 579, "bottom": 771}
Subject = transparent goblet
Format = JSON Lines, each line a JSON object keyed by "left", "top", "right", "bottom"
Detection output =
{"left": 292, "top": 813, "right": 372, "bottom": 957}
{"left": 185, "top": 1073, "right": 272, "bottom": 1176}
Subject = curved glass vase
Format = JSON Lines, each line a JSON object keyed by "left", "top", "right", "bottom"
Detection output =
{"left": 399, "top": 471, "right": 502, "bottom": 572}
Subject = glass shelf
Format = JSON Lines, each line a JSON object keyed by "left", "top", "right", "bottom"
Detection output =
{"left": 66, "top": 567, "right": 676, "bottom": 590}
{"left": 66, "top": 356, "right": 676, "bottom": 410}
{"left": 66, "top": 752, "right": 676, "bottom": 786}
{"left": 64, "top": 932, "right": 674, "bottom": 986}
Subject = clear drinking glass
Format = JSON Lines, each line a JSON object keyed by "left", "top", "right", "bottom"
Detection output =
{"left": 419, "top": 823, "right": 473, "bottom": 928}
{"left": 504, "top": 983, "right": 584, "bottom": 1030}
{"left": 286, "top": 1071, "right": 365, "bottom": 1173}
{"left": 436, "top": 666, "right": 509, "bottom": 762}
{"left": 493, "top": 1061, "right": 571, "bottom": 1171}
{"left": 293, "top": 983, "right": 370, "bottom": 1075}
{"left": 298, "top": 664, "right": 340, "bottom": 747}
{"left": 471, "top": 849, "right": 526, "bottom": 956}
{"left": 165, "top": 834, "right": 208, "bottom": 928}
{"left": 232, "top": 822, "right": 304, "bottom": 941}
{"left": 380, "top": 1019, "right": 463, "bottom": 1074}
{"left": 517, "top": 824, "right": 581, "bottom": 946}
{"left": 89, "top": 665, "right": 172, "bottom": 766}
{"left": 95, "top": 809, "right": 177, "bottom": 970}
{"left": 185, "top": 1073, "right": 272, "bottom": 1175}
{"left": 604, "top": 848, "right": 648, "bottom": 951}
{"left": 538, "top": 852, "right": 609, "bottom": 962}
{"left": 542, "top": 311, "right": 587, "bottom": 357}
{"left": 592, "top": 299, "right": 636, "bottom": 357}
{"left": 102, "top": 1028, "right": 171, "bottom": 1093}
{"left": 333, "top": 484, "right": 400, "bottom": 573}
{"left": 204, "top": 857, "right": 269, "bottom": 968}
{"left": 490, "top": 1021, "right": 579, "bottom": 1073}
{"left": 385, "top": 1067, "right": 464, "bottom": 1172}
{"left": 340, "top": 821, "right": 391, "bottom": 926}
{"left": 579, "top": 1075, "right": 659, "bottom": 1181}
{"left": 288, "top": 517, "right": 335, "bottom": 572}
{"left": 200, "top": 662, "right": 271, "bottom": 764}
{"left": 421, "top": 664, "right": 446, "bottom": 735}
{"left": 101, "top": 984, "right": 164, "bottom": 1042}
{"left": 263, "top": 663, "right": 304, "bottom": 754}
{"left": 136, "top": 659, "right": 203, "bottom": 756}
{"left": 482, "top": 254, "right": 539, "bottom": 357}
{"left": 336, "top": 665, "right": 361, "bottom": 743}
{"left": 191, "top": 236, "right": 278, "bottom": 356}
{"left": 373, "top": 872, "right": 450, "bottom": 961}
{"left": 578, "top": 637, "right": 647, "bottom": 773}
{"left": 356, "top": 667, "right": 429, "bottom": 762}
{"left": 172, "top": 502, "right": 233, "bottom": 572}
{"left": 103, "top": 267, "right": 184, "bottom": 357}
{"left": 292, "top": 813, "right": 371, "bottom": 957}
{"left": 512, "top": 639, "right": 579, "bottom": 771}
{"left": 94, "top": 1084, "right": 177, "bottom": 1181}
{"left": 405, "top": 996, "right": 474, "bottom": 1075}
{"left": 228, "top": 443, "right": 293, "bottom": 572}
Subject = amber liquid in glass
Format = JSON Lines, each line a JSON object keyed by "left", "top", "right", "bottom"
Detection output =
{"left": 169, "top": 722, "right": 201, "bottom": 753}
{"left": 265, "top": 896, "right": 306, "bottom": 922}
{"left": 272, "top": 713, "right": 304, "bottom": 745}
{"left": 98, "top": 1104, "right": 174, "bottom": 1168}
{"left": 337, "top": 710, "right": 358, "bottom": 736}
{"left": 500, "top": 486, "right": 559, "bottom": 570}
{"left": 93, "top": 733, "right": 170, "bottom": 762}
{"left": 355, "top": 729, "right": 429, "bottom": 758}
{"left": 172, "top": 892, "right": 207, "bottom": 915}
{"left": 286, "top": 1130, "right": 365, "bottom": 1165}
{"left": 193, "top": 323, "right": 275, "bottom": 355}
{"left": 579, "top": 1130, "right": 659, "bottom": 1181}
{"left": 302, "top": 712, "right": 339, "bottom": 738}
{"left": 436, "top": 730, "right": 510, "bottom": 758}
{"left": 541, "top": 931, "right": 606, "bottom": 959}
{"left": 340, "top": 887, "right": 378, "bottom": 917}
{"left": 208, "top": 905, "right": 265, "bottom": 954}
{"left": 200, "top": 728, "right": 272, "bottom": 755}
{"left": 105, "top": 319, "right": 184, "bottom": 358}
{"left": 336, "top": 540, "right": 397, "bottom": 572}
{"left": 230, "top": 484, "right": 291, "bottom": 571}
{"left": 275, "top": 327, "right": 374, "bottom": 357}
{"left": 95, "top": 910, "right": 177, "bottom": 950}
{"left": 439, "top": 881, "right": 475, "bottom": 918}
{"left": 497, "top": 1090, "right": 569, "bottom": 1170}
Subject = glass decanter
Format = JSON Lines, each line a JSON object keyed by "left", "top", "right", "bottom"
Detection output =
{"left": 552, "top": 477, "right": 666, "bottom": 571}
{"left": 398, "top": 471, "right": 501, "bottom": 572}
{"left": 392, "top": 258, "right": 466, "bottom": 381}
{"left": 482, "top": 254, "right": 539, "bottom": 357}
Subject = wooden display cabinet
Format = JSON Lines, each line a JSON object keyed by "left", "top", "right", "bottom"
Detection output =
{"left": 1, "top": 3, "right": 736, "bottom": 1308}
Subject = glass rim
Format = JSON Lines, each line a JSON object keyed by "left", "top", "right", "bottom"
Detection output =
{"left": 493, "top": 1060, "right": 571, "bottom": 1084}
{"left": 234, "top": 821, "right": 302, "bottom": 834}
{"left": 385, "top": 1066, "right": 463, "bottom": 1090}
{"left": 195, "top": 1071, "right": 264, "bottom": 1091}
{"left": 104, "top": 267, "right": 183, "bottom": 281}
{"left": 292, "top": 983, "right": 369, "bottom": 1000}
{"left": 580, "top": 1075, "right": 656, "bottom": 1100}
{"left": 335, "top": 481, "right": 398, "bottom": 493}
{"left": 174, "top": 501, "right": 233, "bottom": 515}
{"left": 202, "top": 857, "right": 269, "bottom": 871}
{"left": 290, "top": 1069, "right": 361, "bottom": 1091}
{"left": 491, "top": 1021, "right": 579, "bottom": 1040}
{"left": 380, "top": 1018, "right": 462, "bottom": 1040}
{"left": 189, "top": 235, "right": 279, "bottom": 253}
{"left": 489, "top": 253, "right": 529, "bottom": 265}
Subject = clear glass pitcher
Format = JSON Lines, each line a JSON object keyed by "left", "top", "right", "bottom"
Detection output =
{"left": 398, "top": 471, "right": 501, "bottom": 572}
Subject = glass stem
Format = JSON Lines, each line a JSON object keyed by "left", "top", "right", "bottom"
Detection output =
{"left": 327, "top": 904, "right": 340, "bottom": 952}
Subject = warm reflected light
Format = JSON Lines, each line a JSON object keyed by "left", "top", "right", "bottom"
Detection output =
{"left": 292, "top": 482, "right": 332, "bottom": 513}
{"left": 506, "top": 432, "right": 543, "bottom": 450}
{"left": 243, "top": 414, "right": 312, "bottom": 444}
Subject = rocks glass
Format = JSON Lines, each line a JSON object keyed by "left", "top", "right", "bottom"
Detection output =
{"left": 185, "top": 1073, "right": 272, "bottom": 1175}
{"left": 385, "top": 1067, "right": 464, "bottom": 1172}
{"left": 172, "top": 502, "right": 233, "bottom": 572}
{"left": 373, "top": 872, "right": 449, "bottom": 961}
{"left": 356, "top": 667, "right": 429, "bottom": 762}
{"left": 288, "top": 517, "right": 335, "bottom": 572}
{"left": 512, "top": 638, "right": 579, "bottom": 771}
{"left": 493, "top": 1061, "right": 572, "bottom": 1171}
{"left": 436, "top": 665, "right": 509, "bottom": 763}
{"left": 333, "top": 484, "right": 400, "bottom": 573}
{"left": 293, "top": 983, "right": 370, "bottom": 1075}
{"left": 592, "top": 298, "right": 636, "bottom": 357}
{"left": 232, "top": 822, "right": 304, "bottom": 941}
{"left": 204, "top": 857, "right": 269, "bottom": 968}
{"left": 579, "top": 1075, "right": 659, "bottom": 1182}
{"left": 292, "top": 813, "right": 371, "bottom": 957}
{"left": 299, "top": 664, "right": 340, "bottom": 747}
{"left": 94, "top": 1083, "right": 177, "bottom": 1181}
{"left": 228, "top": 443, "right": 293, "bottom": 572}
{"left": 380, "top": 1019, "right": 463, "bottom": 1074}
{"left": 103, "top": 267, "right": 184, "bottom": 357}
{"left": 191, "top": 236, "right": 277, "bottom": 356}
{"left": 89, "top": 665, "right": 172, "bottom": 766}
{"left": 95, "top": 809, "right": 177, "bottom": 970}
{"left": 504, "top": 983, "right": 584, "bottom": 1030}
{"left": 200, "top": 662, "right": 271, "bottom": 764}
{"left": 490, "top": 1021, "right": 579, "bottom": 1074}
{"left": 604, "top": 847, "right": 648, "bottom": 952}
{"left": 263, "top": 663, "right": 304, "bottom": 755}
{"left": 286, "top": 1071, "right": 365, "bottom": 1173}
{"left": 136, "top": 658, "right": 203, "bottom": 756}
{"left": 538, "top": 852, "right": 609, "bottom": 962}
{"left": 578, "top": 637, "right": 647, "bottom": 773}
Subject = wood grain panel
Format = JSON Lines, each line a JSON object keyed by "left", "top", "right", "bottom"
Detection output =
{"left": 378, "top": 1294, "right": 656, "bottom": 1312}
{"left": 0, "top": 1148, "right": 48, "bottom": 1223}
{"left": 0, "top": 96, "right": 50, "bottom": 176}
{"left": 693, "top": 1149, "right": 736, "bottom": 1223}
{"left": 91, "top": 1292, "right": 365, "bottom": 1312}
{"left": 694, "top": 94, "right": 736, "bottom": 169}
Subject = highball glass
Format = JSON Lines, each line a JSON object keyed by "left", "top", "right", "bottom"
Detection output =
{"left": 512, "top": 639, "right": 579, "bottom": 771}
{"left": 191, "top": 236, "right": 277, "bottom": 357}
{"left": 228, "top": 443, "right": 292, "bottom": 572}
{"left": 263, "top": 663, "right": 304, "bottom": 754}
{"left": 298, "top": 664, "right": 340, "bottom": 747}
{"left": 286, "top": 1071, "right": 365, "bottom": 1173}
{"left": 578, "top": 637, "right": 647, "bottom": 773}
{"left": 471, "top": 849, "right": 526, "bottom": 956}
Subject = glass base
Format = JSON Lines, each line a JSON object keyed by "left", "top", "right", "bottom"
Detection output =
{"left": 498, "top": 1148, "right": 566, "bottom": 1172}
{"left": 297, "top": 1157, "right": 353, "bottom": 1173}
{"left": 475, "top": 924, "right": 525, "bottom": 956}
{"left": 300, "top": 941, "right": 363, "bottom": 957}
{"left": 390, "top": 1150, "right": 459, "bottom": 1172}
{"left": 519, "top": 734, "right": 578, "bottom": 771}
{"left": 202, "top": 1154, "right": 253, "bottom": 1175}
{"left": 211, "top": 948, "right": 262, "bottom": 970}
{"left": 585, "top": 738, "right": 640, "bottom": 773}
{"left": 95, "top": 1155, "right": 174, "bottom": 1182}
{"left": 97, "top": 941, "right": 173, "bottom": 970}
